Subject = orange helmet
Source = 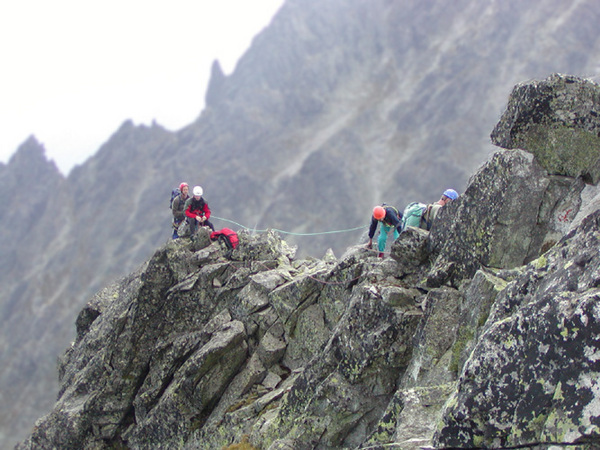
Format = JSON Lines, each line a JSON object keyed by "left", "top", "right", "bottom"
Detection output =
{"left": 373, "top": 206, "right": 386, "bottom": 220}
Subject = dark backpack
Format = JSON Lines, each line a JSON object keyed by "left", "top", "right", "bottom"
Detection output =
{"left": 169, "top": 188, "right": 181, "bottom": 209}
{"left": 210, "top": 228, "right": 239, "bottom": 250}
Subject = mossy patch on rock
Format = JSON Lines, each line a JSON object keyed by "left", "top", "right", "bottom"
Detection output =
{"left": 492, "top": 73, "right": 600, "bottom": 183}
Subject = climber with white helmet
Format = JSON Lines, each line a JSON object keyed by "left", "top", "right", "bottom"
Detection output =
{"left": 367, "top": 204, "right": 403, "bottom": 257}
{"left": 184, "top": 185, "right": 215, "bottom": 234}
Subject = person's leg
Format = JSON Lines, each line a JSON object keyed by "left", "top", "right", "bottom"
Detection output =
{"left": 188, "top": 218, "right": 197, "bottom": 235}
{"left": 172, "top": 219, "right": 181, "bottom": 239}
{"left": 378, "top": 224, "right": 391, "bottom": 253}
{"left": 204, "top": 220, "right": 215, "bottom": 231}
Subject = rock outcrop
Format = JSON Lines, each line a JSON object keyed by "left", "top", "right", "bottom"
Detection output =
{"left": 426, "top": 148, "right": 584, "bottom": 287}
{"left": 434, "top": 209, "right": 600, "bottom": 448}
{"left": 18, "top": 75, "right": 600, "bottom": 449}
{"left": 491, "top": 73, "right": 600, "bottom": 183}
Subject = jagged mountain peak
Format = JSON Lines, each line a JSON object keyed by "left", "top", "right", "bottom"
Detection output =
{"left": 0, "top": 135, "right": 64, "bottom": 230}
{"left": 205, "top": 59, "right": 226, "bottom": 108}
{"left": 6, "top": 135, "right": 62, "bottom": 179}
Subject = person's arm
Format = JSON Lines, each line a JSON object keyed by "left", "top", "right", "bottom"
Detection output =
{"left": 203, "top": 202, "right": 211, "bottom": 220}
{"left": 426, "top": 204, "right": 442, "bottom": 229}
{"left": 367, "top": 217, "right": 378, "bottom": 248}
{"left": 172, "top": 197, "right": 183, "bottom": 220}
{"left": 388, "top": 210, "right": 403, "bottom": 233}
{"left": 184, "top": 199, "right": 195, "bottom": 219}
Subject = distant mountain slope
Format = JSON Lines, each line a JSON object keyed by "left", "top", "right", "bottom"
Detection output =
{"left": 1, "top": 0, "right": 600, "bottom": 446}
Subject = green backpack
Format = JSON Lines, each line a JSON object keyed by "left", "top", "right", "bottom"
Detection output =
{"left": 402, "top": 202, "right": 431, "bottom": 230}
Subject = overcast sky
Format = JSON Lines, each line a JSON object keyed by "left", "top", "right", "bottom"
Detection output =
{"left": 0, "top": 0, "right": 284, "bottom": 174}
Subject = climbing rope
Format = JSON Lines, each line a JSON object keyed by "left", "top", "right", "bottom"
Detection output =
{"left": 211, "top": 215, "right": 394, "bottom": 258}
{"left": 211, "top": 215, "right": 367, "bottom": 237}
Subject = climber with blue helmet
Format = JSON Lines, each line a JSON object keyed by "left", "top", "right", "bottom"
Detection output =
{"left": 401, "top": 188, "right": 459, "bottom": 232}
{"left": 424, "top": 188, "right": 459, "bottom": 230}
{"left": 367, "top": 204, "right": 403, "bottom": 258}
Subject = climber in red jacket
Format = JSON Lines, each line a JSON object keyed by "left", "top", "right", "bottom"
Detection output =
{"left": 184, "top": 186, "right": 215, "bottom": 234}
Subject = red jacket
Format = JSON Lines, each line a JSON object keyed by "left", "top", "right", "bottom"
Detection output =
{"left": 184, "top": 197, "right": 211, "bottom": 220}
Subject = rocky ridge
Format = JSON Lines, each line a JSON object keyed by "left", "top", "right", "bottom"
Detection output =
{"left": 4, "top": 1, "right": 600, "bottom": 446}
{"left": 17, "top": 74, "right": 600, "bottom": 449}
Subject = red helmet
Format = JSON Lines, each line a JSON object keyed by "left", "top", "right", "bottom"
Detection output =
{"left": 179, "top": 182, "right": 189, "bottom": 191}
{"left": 373, "top": 206, "right": 386, "bottom": 220}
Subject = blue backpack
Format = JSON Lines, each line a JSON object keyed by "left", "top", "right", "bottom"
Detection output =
{"left": 169, "top": 188, "right": 181, "bottom": 209}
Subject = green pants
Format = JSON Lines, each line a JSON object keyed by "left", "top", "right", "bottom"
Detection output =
{"left": 378, "top": 224, "right": 399, "bottom": 252}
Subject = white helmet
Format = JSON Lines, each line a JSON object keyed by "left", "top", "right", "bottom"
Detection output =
{"left": 193, "top": 186, "right": 203, "bottom": 196}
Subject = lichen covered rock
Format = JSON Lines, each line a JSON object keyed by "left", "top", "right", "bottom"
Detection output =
{"left": 491, "top": 73, "right": 600, "bottom": 183}
{"left": 435, "top": 210, "right": 600, "bottom": 449}
{"left": 428, "top": 149, "right": 584, "bottom": 286}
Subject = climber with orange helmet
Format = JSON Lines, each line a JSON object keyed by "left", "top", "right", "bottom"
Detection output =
{"left": 171, "top": 182, "right": 189, "bottom": 239}
{"left": 184, "top": 185, "right": 215, "bottom": 234}
{"left": 367, "top": 204, "right": 403, "bottom": 257}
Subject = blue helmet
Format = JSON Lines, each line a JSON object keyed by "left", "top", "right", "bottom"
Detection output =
{"left": 443, "top": 189, "right": 458, "bottom": 200}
